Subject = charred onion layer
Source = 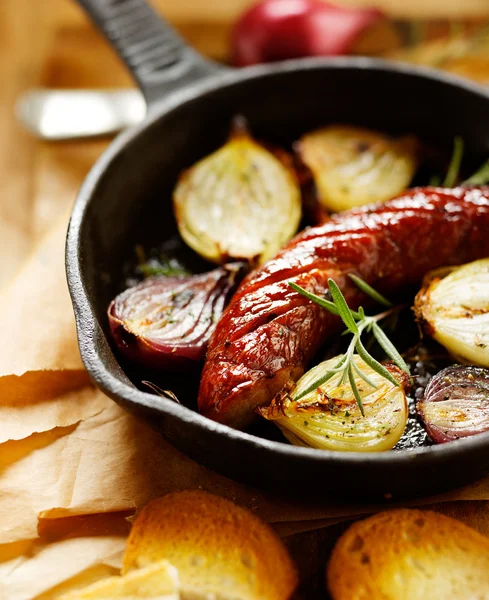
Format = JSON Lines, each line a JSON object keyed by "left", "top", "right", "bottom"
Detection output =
{"left": 418, "top": 365, "right": 489, "bottom": 443}
{"left": 109, "top": 263, "right": 244, "bottom": 370}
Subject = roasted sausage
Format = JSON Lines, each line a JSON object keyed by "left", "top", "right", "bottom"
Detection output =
{"left": 198, "top": 187, "right": 489, "bottom": 428}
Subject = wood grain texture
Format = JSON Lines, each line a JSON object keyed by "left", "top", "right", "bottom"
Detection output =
{"left": 51, "top": 0, "right": 489, "bottom": 20}
{"left": 0, "top": 0, "right": 233, "bottom": 290}
{"left": 0, "top": 0, "right": 45, "bottom": 287}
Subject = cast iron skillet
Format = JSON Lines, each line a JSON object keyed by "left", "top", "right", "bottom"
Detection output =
{"left": 67, "top": 0, "right": 489, "bottom": 501}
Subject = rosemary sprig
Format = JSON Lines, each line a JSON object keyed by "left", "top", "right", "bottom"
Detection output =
{"left": 464, "top": 160, "right": 489, "bottom": 186}
{"left": 444, "top": 136, "right": 464, "bottom": 187}
{"left": 430, "top": 136, "right": 489, "bottom": 188}
{"left": 288, "top": 281, "right": 359, "bottom": 319}
{"left": 289, "top": 277, "right": 409, "bottom": 416}
{"left": 328, "top": 280, "right": 409, "bottom": 378}
{"left": 348, "top": 273, "right": 392, "bottom": 308}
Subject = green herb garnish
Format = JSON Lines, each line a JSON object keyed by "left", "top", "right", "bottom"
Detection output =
{"left": 429, "top": 174, "right": 442, "bottom": 187}
{"left": 134, "top": 244, "right": 190, "bottom": 278}
{"left": 431, "top": 136, "right": 489, "bottom": 188}
{"left": 443, "top": 136, "right": 464, "bottom": 187}
{"left": 288, "top": 277, "right": 409, "bottom": 416}
{"left": 137, "top": 255, "right": 190, "bottom": 279}
{"left": 464, "top": 160, "right": 489, "bottom": 186}
{"left": 348, "top": 273, "right": 392, "bottom": 308}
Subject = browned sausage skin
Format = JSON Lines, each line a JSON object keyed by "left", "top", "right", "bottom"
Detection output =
{"left": 198, "top": 187, "right": 489, "bottom": 429}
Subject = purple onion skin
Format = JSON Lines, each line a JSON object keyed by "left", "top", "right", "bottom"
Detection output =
{"left": 108, "top": 263, "right": 245, "bottom": 371}
{"left": 417, "top": 366, "right": 489, "bottom": 443}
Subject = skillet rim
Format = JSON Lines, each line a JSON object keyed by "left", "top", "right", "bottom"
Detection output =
{"left": 66, "top": 55, "right": 489, "bottom": 467}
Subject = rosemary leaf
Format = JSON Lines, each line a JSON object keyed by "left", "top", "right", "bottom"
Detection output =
{"left": 339, "top": 367, "right": 349, "bottom": 386}
{"left": 348, "top": 274, "right": 392, "bottom": 308}
{"left": 371, "top": 322, "right": 410, "bottom": 373}
{"left": 294, "top": 355, "right": 347, "bottom": 401}
{"left": 348, "top": 363, "right": 365, "bottom": 417}
{"left": 429, "top": 174, "right": 442, "bottom": 186}
{"left": 328, "top": 279, "right": 358, "bottom": 334}
{"left": 288, "top": 282, "right": 339, "bottom": 316}
{"left": 352, "top": 358, "right": 379, "bottom": 390}
{"left": 293, "top": 370, "right": 337, "bottom": 401}
{"left": 464, "top": 160, "right": 489, "bottom": 186}
{"left": 356, "top": 337, "right": 400, "bottom": 388}
{"left": 290, "top": 281, "right": 362, "bottom": 320}
{"left": 443, "top": 136, "right": 464, "bottom": 187}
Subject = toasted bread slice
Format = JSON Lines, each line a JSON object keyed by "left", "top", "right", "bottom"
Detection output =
{"left": 59, "top": 559, "right": 179, "bottom": 599}
{"left": 327, "top": 508, "right": 489, "bottom": 600}
{"left": 123, "top": 490, "right": 297, "bottom": 600}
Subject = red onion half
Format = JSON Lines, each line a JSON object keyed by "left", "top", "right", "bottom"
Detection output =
{"left": 232, "top": 0, "right": 383, "bottom": 67}
{"left": 108, "top": 264, "right": 244, "bottom": 370}
{"left": 417, "top": 366, "right": 489, "bottom": 443}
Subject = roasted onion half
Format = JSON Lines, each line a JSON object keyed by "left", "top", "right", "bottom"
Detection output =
{"left": 418, "top": 365, "right": 489, "bottom": 443}
{"left": 258, "top": 355, "right": 409, "bottom": 452}
{"left": 173, "top": 125, "right": 301, "bottom": 264}
{"left": 108, "top": 264, "right": 244, "bottom": 370}
{"left": 415, "top": 258, "right": 489, "bottom": 367}
{"left": 297, "top": 125, "right": 417, "bottom": 212}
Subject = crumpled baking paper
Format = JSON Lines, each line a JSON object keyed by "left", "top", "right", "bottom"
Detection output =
{"left": 0, "top": 208, "right": 89, "bottom": 406}
{"left": 4, "top": 378, "right": 489, "bottom": 548}
{"left": 0, "top": 513, "right": 129, "bottom": 600}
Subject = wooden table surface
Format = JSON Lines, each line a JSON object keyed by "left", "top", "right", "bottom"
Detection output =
{"left": 2, "top": 0, "right": 489, "bottom": 290}
{"left": 0, "top": 0, "right": 232, "bottom": 288}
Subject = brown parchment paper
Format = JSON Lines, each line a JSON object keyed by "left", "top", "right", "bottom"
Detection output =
{"left": 0, "top": 513, "right": 130, "bottom": 600}
{"left": 3, "top": 375, "right": 489, "bottom": 548}
{"left": 0, "top": 208, "right": 89, "bottom": 405}
{"left": 0, "top": 383, "right": 106, "bottom": 444}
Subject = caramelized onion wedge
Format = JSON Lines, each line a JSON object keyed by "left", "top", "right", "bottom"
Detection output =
{"left": 258, "top": 355, "right": 409, "bottom": 452}
{"left": 418, "top": 365, "right": 489, "bottom": 443}
{"left": 173, "top": 126, "right": 301, "bottom": 264}
{"left": 297, "top": 125, "right": 417, "bottom": 212}
{"left": 415, "top": 258, "right": 489, "bottom": 366}
{"left": 108, "top": 264, "right": 244, "bottom": 370}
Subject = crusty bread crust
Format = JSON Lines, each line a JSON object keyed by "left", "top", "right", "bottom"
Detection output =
{"left": 327, "top": 508, "right": 489, "bottom": 600}
{"left": 123, "top": 490, "right": 298, "bottom": 600}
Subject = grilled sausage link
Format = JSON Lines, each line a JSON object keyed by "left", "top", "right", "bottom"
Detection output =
{"left": 198, "top": 187, "right": 489, "bottom": 428}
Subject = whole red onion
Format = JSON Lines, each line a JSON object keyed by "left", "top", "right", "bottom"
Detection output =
{"left": 232, "top": 0, "right": 384, "bottom": 67}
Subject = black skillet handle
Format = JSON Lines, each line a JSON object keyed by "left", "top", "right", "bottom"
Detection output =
{"left": 77, "top": 0, "right": 227, "bottom": 107}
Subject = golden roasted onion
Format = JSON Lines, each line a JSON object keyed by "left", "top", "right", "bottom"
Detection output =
{"left": 258, "top": 355, "right": 408, "bottom": 452}
{"left": 297, "top": 125, "right": 417, "bottom": 212}
{"left": 173, "top": 126, "right": 301, "bottom": 264}
{"left": 415, "top": 258, "right": 489, "bottom": 367}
